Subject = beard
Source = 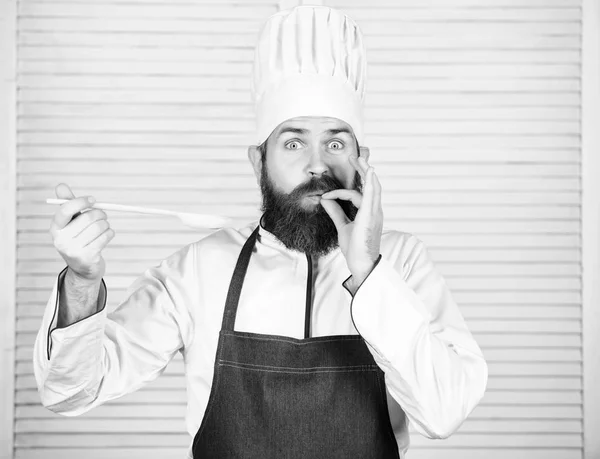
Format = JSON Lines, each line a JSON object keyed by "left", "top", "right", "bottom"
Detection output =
{"left": 260, "top": 165, "right": 362, "bottom": 257}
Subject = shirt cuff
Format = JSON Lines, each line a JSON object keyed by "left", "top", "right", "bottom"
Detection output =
{"left": 342, "top": 254, "right": 383, "bottom": 297}
{"left": 46, "top": 267, "right": 108, "bottom": 361}
{"left": 347, "top": 256, "right": 432, "bottom": 363}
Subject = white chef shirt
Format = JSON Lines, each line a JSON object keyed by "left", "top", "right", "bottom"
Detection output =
{"left": 33, "top": 220, "right": 488, "bottom": 458}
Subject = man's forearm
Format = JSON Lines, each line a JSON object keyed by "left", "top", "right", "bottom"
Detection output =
{"left": 57, "top": 268, "right": 102, "bottom": 328}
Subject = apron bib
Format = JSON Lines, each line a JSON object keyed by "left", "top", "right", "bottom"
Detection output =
{"left": 192, "top": 226, "right": 400, "bottom": 458}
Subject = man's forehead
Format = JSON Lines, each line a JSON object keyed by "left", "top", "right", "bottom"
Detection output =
{"left": 273, "top": 117, "right": 354, "bottom": 138}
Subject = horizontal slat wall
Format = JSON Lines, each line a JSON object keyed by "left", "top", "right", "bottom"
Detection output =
{"left": 581, "top": 0, "right": 600, "bottom": 457}
{"left": 15, "top": 1, "right": 278, "bottom": 459}
{"left": 324, "top": 0, "right": 583, "bottom": 458}
{"left": 16, "top": 1, "right": 584, "bottom": 459}
{"left": 1, "top": 0, "right": 18, "bottom": 457}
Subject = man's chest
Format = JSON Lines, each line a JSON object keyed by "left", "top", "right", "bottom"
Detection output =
{"left": 183, "top": 251, "right": 358, "bottom": 388}
{"left": 193, "top": 252, "right": 356, "bottom": 344}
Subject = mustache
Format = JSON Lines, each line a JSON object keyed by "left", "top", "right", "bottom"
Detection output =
{"left": 288, "top": 175, "right": 344, "bottom": 199}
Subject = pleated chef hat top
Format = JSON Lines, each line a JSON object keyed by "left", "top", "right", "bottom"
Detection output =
{"left": 251, "top": 5, "right": 367, "bottom": 146}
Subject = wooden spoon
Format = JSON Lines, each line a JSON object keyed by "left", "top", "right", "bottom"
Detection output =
{"left": 46, "top": 198, "right": 232, "bottom": 230}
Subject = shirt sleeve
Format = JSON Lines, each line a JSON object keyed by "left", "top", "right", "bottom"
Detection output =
{"left": 343, "top": 235, "right": 488, "bottom": 439}
{"left": 32, "top": 243, "right": 197, "bottom": 416}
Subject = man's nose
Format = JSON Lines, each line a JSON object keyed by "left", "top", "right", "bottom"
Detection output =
{"left": 306, "top": 148, "right": 329, "bottom": 177}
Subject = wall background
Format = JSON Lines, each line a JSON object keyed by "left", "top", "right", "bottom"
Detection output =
{"left": 1, "top": 0, "right": 598, "bottom": 458}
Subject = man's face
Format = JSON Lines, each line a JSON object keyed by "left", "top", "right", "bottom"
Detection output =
{"left": 248, "top": 116, "right": 366, "bottom": 256}
{"left": 262, "top": 116, "right": 360, "bottom": 207}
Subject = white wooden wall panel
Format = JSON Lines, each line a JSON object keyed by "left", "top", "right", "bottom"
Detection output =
{"left": 15, "top": 1, "right": 277, "bottom": 458}
{"left": 15, "top": 1, "right": 585, "bottom": 459}
{"left": 323, "top": 0, "right": 583, "bottom": 458}
{"left": 581, "top": 0, "right": 600, "bottom": 456}
{"left": 1, "top": 0, "right": 18, "bottom": 458}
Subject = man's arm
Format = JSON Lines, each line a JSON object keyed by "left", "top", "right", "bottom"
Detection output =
{"left": 57, "top": 268, "right": 103, "bottom": 329}
{"left": 344, "top": 234, "right": 488, "bottom": 440}
{"left": 34, "top": 243, "right": 197, "bottom": 415}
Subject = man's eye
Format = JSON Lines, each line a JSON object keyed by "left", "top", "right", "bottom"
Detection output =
{"left": 286, "top": 141, "right": 301, "bottom": 150}
{"left": 328, "top": 141, "right": 344, "bottom": 150}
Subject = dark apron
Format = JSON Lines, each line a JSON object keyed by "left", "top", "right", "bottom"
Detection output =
{"left": 192, "top": 226, "right": 400, "bottom": 458}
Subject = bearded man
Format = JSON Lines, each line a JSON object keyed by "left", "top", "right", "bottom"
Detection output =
{"left": 34, "top": 5, "right": 488, "bottom": 459}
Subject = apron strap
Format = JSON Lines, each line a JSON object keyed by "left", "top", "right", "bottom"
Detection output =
{"left": 221, "top": 225, "right": 261, "bottom": 331}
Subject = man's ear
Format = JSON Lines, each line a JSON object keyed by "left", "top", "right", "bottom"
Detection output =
{"left": 248, "top": 145, "right": 262, "bottom": 183}
{"left": 358, "top": 145, "right": 370, "bottom": 162}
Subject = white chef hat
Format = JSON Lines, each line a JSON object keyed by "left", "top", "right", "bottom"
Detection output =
{"left": 251, "top": 5, "right": 367, "bottom": 146}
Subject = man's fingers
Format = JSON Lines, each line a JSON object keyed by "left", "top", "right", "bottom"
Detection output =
{"left": 357, "top": 155, "right": 371, "bottom": 172}
{"left": 78, "top": 220, "right": 115, "bottom": 252}
{"left": 55, "top": 183, "right": 76, "bottom": 200}
{"left": 361, "top": 167, "right": 376, "bottom": 213}
{"left": 66, "top": 209, "right": 108, "bottom": 239}
{"left": 366, "top": 166, "right": 375, "bottom": 205}
{"left": 372, "top": 169, "right": 383, "bottom": 212}
{"left": 85, "top": 228, "right": 115, "bottom": 251}
{"left": 320, "top": 189, "right": 363, "bottom": 208}
{"left": 320, "top": 199, "right": 350, "bottom": 230}
{"left": 53, "top": 196, "right": 96, "bottom": 230}
{"left": 348, "top": 155, "right": 366, "bottom": 183}
{"left": 349, "top": 154, "right": 374, "bottom": 189}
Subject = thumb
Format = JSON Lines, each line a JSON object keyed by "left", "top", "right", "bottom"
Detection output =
{"left": 320, "top": 198, "right": 349, "bottom": 231}
{"left": 55, "top": 183, "right": 76, "bottom": 200}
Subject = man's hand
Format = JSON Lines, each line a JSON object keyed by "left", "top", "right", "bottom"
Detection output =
{"left": 50, "top": 183, "right": 115, "bottom": 283}
{"left": 320, "top": 154, "right": 383, "bottom": 289}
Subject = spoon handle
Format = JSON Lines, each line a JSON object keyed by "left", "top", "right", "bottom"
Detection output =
{"left": 46, "top": 198, "right": 180, "bottom": 217}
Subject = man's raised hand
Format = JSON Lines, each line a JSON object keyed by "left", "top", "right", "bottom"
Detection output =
{"left": 320, "top": 154, "right": 383, "bottom": 287}
{"left": 49, "top": 183, "right": 115, "bottom": 282}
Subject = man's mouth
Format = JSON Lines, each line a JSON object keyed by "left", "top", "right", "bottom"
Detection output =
{"left": 305, "top": 189, "right": 331, "bottom": 197}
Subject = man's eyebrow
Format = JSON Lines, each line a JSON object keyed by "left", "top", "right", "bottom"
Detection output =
{"left": 276, "top": 127, "right": 309, "bottom": 138}
{"left": 276, "top": 127, "right": 354, "bottom": 138}
{"left": 323, "top": 128, "right": 353, "bottom": 136}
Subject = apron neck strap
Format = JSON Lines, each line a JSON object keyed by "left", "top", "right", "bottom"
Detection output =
{"left": 221, "top": 225, "right": 261, "bottom": 331}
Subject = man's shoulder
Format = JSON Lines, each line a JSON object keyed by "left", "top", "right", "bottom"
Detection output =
{"left": 381, "top": 226, "right": 422, "bottom": 252}
{"left": 185, "top": 220, "right": 260, "bottom": 260}
{"left": 380, "top": 227, "right": 429, "bottom": 274}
